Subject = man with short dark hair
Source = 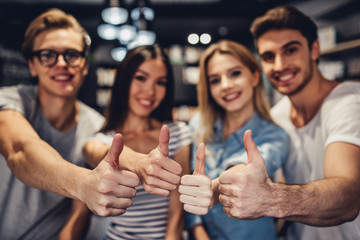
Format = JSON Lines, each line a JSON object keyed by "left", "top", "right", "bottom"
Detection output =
{"left": 218, "top": 6, "right": 360, "bottom": 239}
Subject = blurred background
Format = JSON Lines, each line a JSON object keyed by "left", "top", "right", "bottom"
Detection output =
{"left": 0, "top": 0, "right": 359, "bottom": 120}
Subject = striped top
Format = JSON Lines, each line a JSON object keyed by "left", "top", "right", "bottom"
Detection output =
{"left": 95, "top": 122, "right": 192, "bottom": 240}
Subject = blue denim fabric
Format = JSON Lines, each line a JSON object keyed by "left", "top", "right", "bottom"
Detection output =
{"left": 186, "top": 112, "right": 288, "bottom": 240}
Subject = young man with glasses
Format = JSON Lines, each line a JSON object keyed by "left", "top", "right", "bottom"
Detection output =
{"left": 0, "top": 8, "right": 182, "bottom": 239}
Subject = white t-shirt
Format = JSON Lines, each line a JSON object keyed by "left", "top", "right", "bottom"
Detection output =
{"left": 271, "top": 81, "right": 360, "bottom": 240}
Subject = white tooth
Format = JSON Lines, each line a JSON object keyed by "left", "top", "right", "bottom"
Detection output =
{"left": 54, "top": 75, "right": 70, "bottom": 81}
{"left": 225, "top": 93, "right": 238, "bottom": 100}
{"left": 279, "top": 74, "right": 292, "bottom": 81}
{"left": 139, "top": 99, "right": 151, "bottom": 106}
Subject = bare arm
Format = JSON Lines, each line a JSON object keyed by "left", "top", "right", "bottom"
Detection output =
{"left": 0, "top": 110, "right": 139, "bottom": 217}
{"left": 192, "top": 224, "right": 210, "bottom": 240}
{"left": 58, "top": 200, "right": 90, "bottom": 240}
{"left": 0, "top": 110, "right": 87, "bottom": 199}
{"left": 219, "top": 130, "right": 360, "bottom": 226}
{"left": 165, "top": 145, "right": 190, "bottom": 240}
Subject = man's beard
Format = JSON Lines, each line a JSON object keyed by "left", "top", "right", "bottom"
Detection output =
{"left": 286, "top": 59, "right": 314, "bottom": 97}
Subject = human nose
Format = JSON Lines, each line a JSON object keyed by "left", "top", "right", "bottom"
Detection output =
{"left": 273, "top": 55, "right": 285, "bottom": 72}
{"left": 145, "top": 82, "right": 155, "bottom": 96}
{"left": 56, "top": 53, "right": 67, "bottom": 66}
{"left": 220, "top": 76, "right": 233, "bottom": 89}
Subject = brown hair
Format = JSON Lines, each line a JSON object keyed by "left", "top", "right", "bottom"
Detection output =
{"left": 101, "top": 44, "right": 174, "bottom": 133}
{"left": 22, "top": 8, "right": 91, "bottom": 60}
{"left": 250, "top": 6, "right": 318, "bottom": 49}
{"left": 196, "top": 39, "right": 272, "bottom": 144}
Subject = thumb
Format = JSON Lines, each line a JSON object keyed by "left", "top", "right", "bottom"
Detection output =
{"left": 106, "top": 133, "right": 124, "bottom": 169}
{"left": 193, "top": 142, "right": 205, "bottom": 175}
{"left": 243, "top": 130, "right": 264, "bottom": 166}
{"left": 158, "top": 125, "right": 170, "bottom": 157}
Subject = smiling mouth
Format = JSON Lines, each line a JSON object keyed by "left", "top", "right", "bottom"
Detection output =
{"left": 52, "top": 75, "right": 72, "bottom": 81}
{"left": 138, "top": 99, "right": 152, "bottom": 107}
{"left": 223, "top": 92, "right": 241, "bottom": 102}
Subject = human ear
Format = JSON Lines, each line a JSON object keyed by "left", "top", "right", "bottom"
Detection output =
{"left": 252, "top": 70, "right": 260, "bottom": 87}
{"left": 310, "top": 40, "right": 320, "bottom": 61}
{"left": 27, "top": 60, "right": 38, "bottom": 77}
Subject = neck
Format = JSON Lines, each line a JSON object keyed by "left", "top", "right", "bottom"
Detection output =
{"left": 288, "top": 71, "right": 339, "bottom": 127}
{"left": 223, "top": 107, "right": 254, "bottom": 140}
{"left": 38, "top": 94, "right": 78, "bottom": 131}
{"left": 119, "top": 114, "right": 158, "bottom": 134}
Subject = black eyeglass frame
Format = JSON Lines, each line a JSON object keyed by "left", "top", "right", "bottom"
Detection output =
{"left": 30, "top": 49, "right": 88, "bottom": 67}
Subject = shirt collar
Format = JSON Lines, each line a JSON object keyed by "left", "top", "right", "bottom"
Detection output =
{"left": 213, "top": 112, "right": 262, "bottom": 142}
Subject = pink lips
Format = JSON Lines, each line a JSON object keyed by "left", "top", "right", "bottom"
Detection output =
{"left": 223, "top": 92, "right": 241, "bottom": 102}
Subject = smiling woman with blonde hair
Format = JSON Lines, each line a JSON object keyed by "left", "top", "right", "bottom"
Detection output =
{"left": 179, "top": 39, "right": 289, "bottom": 240}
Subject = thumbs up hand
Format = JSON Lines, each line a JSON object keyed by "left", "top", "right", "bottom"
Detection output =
{"left": 136, "top": 125, "right": 182, "bottom": 196}
{"left": 83, "top": 133, "right": 140, "bottom": 217}
{"left": 218, "top": 130, "right": 272, "bottom": 220}
{"left": 179, "top": 143, "right": 213, "bottom": 215}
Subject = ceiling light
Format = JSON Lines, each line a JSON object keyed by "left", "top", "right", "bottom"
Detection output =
{"left": 111, "top": 47, "right": 127, "bottom": 62}
{"left": 188, "top": 33, "right": 199, "bottom": 45}
{"left": 131, "top": 7, "right": 155, "bottom": 22}
{"left": 127, "top": 30, "right": 156, "bottom": 49}
{"left": 200, "top": 33, "right": 211, "bottom": 44}
{"left": 117, "top": 24, "right": 137, "bottom": 44}
{"left": 97, "top": 24, "right": 118, "bottom": 40}
{"left": 101, "top": 7, "right": 129, "bottom": 25}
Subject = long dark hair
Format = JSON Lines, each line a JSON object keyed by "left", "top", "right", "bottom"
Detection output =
{"left": 101, "top": 44, "right": 174, "bottom": 132}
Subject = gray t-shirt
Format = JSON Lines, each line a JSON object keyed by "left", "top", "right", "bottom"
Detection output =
{"left": 0, "top": 84, "right": 105, "bottom": 240}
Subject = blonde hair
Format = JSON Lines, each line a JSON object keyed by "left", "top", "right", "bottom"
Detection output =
{"left": 195, "top": 39, "right": 272, "bottom": 144}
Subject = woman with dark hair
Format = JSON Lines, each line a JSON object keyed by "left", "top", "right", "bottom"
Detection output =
{"left": 83, "top": 44, "right": 192, "bottom": 239}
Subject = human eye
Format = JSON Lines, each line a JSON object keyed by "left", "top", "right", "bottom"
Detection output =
{"left": 156, "top": 78, "right": 167, "bottom": 86}
{"left": 231, "top": 70, "right": 241, "bottom": 78}
{"left": 260, "top": 52, "right": 274, "bottom": 63}
{"left": 208, "top": 77, "right": 220, "bottom": 85}
{"left": 284, "top": 46, "right": 298, "bottom": 55}
{"left": 134, "top": 75, "right": 147, "bottom": 82}
{"left": 65, "top": 50, "right": 81, "bottom": 60}
{"left": 39, "top": 50, "right": 56, "bottom": 61}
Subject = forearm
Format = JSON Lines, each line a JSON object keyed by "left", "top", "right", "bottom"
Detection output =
{"left": 268, "top": 177, "right": 360, "bottom": 226}
{"left": 117, "top": 145, "right": 146, "bottom": 172}
{"left": 58, "top": 200, "right": 91, "bottom": 240}
{"left": 210, "top": 178, "right": 220, "bottom": 207}
{"left": 82, "top": 141, "right": 108, "bottom": 168}
{"left": 6, "top": 136, "right": 89, "bottom": 200}
{"left": 192, "top": 224, "right": 210, "bottom": 240}
{"left": 165, "top": 189, "right": 184, "bottom": 240}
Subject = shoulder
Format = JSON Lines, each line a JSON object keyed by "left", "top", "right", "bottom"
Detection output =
{"left": 270, "top": 97, "right": 291, "bottom": 127}
{"left": 188, "top": 112, "right": 202, "bottom": 129}
{"left": 166, "top": 121, "right": 189, "bottom": 132}
{"left": 322, "top": 81, "right": 360, "bottom": 117}
{"left": 325, "top": 81, "right": 360, "bottom": 103}
{"left": 77, "top": 101, "right": 105, "bottom": 130}
{"left": 165, "top": 121, "right": 192, "bottom": 149}
{"left": 0, "top": 84, "right": 36, "bottom": 99}
{"left": 254, "top": 116, "right": 288, "bottom": 142}
{"left": 0, "top": 84, "right": 37, "bottom": 114}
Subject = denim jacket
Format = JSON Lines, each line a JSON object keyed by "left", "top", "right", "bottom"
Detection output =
{"left": 187, "top": 112, "right": 289, "bottom": 240}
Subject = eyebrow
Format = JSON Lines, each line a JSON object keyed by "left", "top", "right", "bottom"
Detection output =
{"left": 135, "top": 69, "right": 167, "bottom": 80}
{"left": 208, "top": 65, "right": 242, "bottom": 78}
{"left": 282, "top": 40, "right": 302, "bottom": 49}
{"left": 259, "top": 40, "right": 303, "bottom": 57}
{"left": 135, "top": 69, "right": 150, "bottom": 76}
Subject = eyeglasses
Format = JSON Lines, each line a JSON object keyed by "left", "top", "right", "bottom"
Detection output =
{"left": 31, "top": 49, "right": 87, "bottom": 67}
